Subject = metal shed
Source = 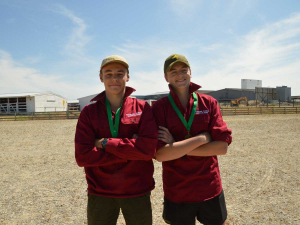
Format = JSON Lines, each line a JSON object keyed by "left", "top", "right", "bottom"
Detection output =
{"left": 78, "top": 94, "right": 98, "bottom": 111}
{"left": 206, "top": 88, "right": 256, "bottom": 102}
{"left": 0, "top": 92, "right": 67, "bottom": 113}
{"left": 276, "top": 86, "right": 291, "bottom": 102}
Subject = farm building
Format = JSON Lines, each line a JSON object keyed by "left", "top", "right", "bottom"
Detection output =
{"left": 255, "top": 87, "right": 278, "bottom": 103}
{"left": 276, "top": 86, "right": 291, "bottom": 102}
{"left": 241, "top": 79, "right": 262, "bottom": 89}
{"left": 206, "top": 88, "right": 256, "bottom": 102}
{"left": 254, "top": 86, "right": 292, "bottom": 103}
{"left": 291, "top": 96, "right": 300, "bottom": 102}
{"left": 78, "top": 93, "right": 98, "bottom": 111}
{"left": 0, "top": 92, "right": 67, "bottom": 113}
{"left": 67, "top": 100, "right": 80, "bottom": 111}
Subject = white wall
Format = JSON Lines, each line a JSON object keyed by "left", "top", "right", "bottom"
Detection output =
{"left": 26, "top": 97, "right": 35, "bottom": 113}
{"left": 34, "top": 93, "right": 67, "bottom": 112}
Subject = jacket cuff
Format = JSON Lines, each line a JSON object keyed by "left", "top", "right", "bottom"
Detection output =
{"left": 213, "top": 135, "right": 232, "bottom": 146}
{"left": 106, "top": 138, "right": 121, "bottom": 154}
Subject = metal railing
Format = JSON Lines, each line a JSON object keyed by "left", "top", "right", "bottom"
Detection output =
{"left": 0, "top": 111, "right": 81, "bottom": 121}
{"left": 0, "top": 107, "right": 299, "bottom": 121}
{"left": 220, "top": 107, "right": 300, "bottom": 116}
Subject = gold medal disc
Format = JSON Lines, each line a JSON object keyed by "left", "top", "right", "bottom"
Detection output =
{"left": 185, "top": 134, "right": 192, "bottom": 139}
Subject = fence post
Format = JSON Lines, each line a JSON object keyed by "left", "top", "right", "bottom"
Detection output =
{"left": 234, "top": 108, "right": 236, "bottom": 115}
{"left": 15, "top": 112, "right": 17, "bottom": 121}
{"left": 284, "top": 107, "right": 286, "bottom": 114}
{"left": 297, "top": 107, "right": 298, "bottom": 114}
{"left": 32, "top": 112, "right": 34, "bottom": 120}
{"left": 49, "top": 112, "right": 51, "bottom": 119}
{"left": 260, "top": 107, "right": 262, "bottom": 114}
{"left": 248, "top": 108, "right": 249, "bottom": 115}
{"left": 272, "top": 108, "right": 274, "bottom": 114}
{"left": 67, "top": 111, "right": 69, "bottom": 119}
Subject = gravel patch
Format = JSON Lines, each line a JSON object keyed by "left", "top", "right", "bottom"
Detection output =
{"left": 0, "top": 114, "right": 299, "bottom": 224}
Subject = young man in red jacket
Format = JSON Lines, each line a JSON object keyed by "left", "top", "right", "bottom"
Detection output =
{"left": 152, "top": 54, "right": 232, "bottom": 225}
{"left": 75, "top": 55, "right": 158, "bottom": 225}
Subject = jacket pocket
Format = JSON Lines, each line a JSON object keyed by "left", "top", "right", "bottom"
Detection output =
{"left": 192, "top": 114, "right": 210, "bottom": 131}
{"left": 95, "top": 119, "right": 110, "bottom": 138}
{"left": 120, "top": 116, "right": 141, "bottom": 138}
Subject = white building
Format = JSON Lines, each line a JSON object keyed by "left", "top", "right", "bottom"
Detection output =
{"left": 241, "top": 79, "right": 262, "bottom": 89}
{"left": 67, "top": 100, "right": 80, "bottom": 111}
{"left": 0, "top": 92, "right": 67, "bottom": 113}
{"left": 78, "top": 93, "right": 98, "bottom": 111}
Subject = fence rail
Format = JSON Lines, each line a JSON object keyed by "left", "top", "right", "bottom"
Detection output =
{"left": 0, "top": 111, "right": 81, "bottom": 121}
{"left": 0, "top": 107, "right": 299, "bottom": 121}
{"left": 220, "top": 107, "right": 300, "bottom": 116}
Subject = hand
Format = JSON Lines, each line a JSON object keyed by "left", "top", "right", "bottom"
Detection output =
{"left": 94, "top": 138, "right": 104, "bottom": 148}
{"left": 158, "top": 126, "right": 175, "bottom": 144}
{"left": 132, "top": 134, "right": 139, "bottom": 139}
{"left": 197, "top": 132, "right": 211, "bottom": 144}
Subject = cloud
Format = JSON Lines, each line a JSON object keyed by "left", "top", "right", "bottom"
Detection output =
{"left": 0, "top": 4, "right": 102, "bottom": 100}
{"left": 1, "top": 9, "right": 299, "bottom": 101}
{"left": 0, "top": 50, "right": 102, "bottom": 100}
{"left": 112, "top": 12, "right": 300, "bottom": 95}
{"left": 53, "top": 4, "right": 94, "bottom": 63}
{"left": 192, "top": 13, "right": 300, "bottom": 95}
{"left": 23, "top": 55, "right": 42, "bottom": 64}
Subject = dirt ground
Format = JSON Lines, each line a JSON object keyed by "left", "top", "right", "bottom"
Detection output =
{"left": 0, "top": 114, "right": 299, "bottom": 224}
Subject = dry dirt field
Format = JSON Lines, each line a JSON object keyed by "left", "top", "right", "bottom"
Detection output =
{"left": 0, "top": 114, "right": 299, "bottom": 224}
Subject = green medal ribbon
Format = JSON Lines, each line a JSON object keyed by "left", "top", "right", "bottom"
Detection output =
{"left": 168, "top": 92, "right": 198, "bottom": 139}
{"left": 105, "top": 97, "right": 123, "bottom": 138}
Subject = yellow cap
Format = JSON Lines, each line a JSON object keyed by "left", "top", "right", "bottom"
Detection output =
{"left": 100, "top": 55, "right": 129, "bottom": 70}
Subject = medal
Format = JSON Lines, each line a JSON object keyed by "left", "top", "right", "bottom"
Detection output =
{"left": 168, "top": 92, "right": 198, "bottom": 139}
{"left": 105, "top": 97, "right": 123, "bottom": 138}
{"left": 185, "top": 133, "right": 192, "bottom": 139}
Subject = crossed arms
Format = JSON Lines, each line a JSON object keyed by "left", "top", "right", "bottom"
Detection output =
{"left": 155, "top": 126, "right": 228, "bottom": 162}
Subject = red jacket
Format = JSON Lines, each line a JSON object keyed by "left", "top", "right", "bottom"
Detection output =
{"left": 152, "top": 82, "right": 232, "bottom": 203}
{"left": 75, "top": 87, "right": 158, "bottom": 198}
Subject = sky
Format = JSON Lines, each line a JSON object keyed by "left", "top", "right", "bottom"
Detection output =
{"left": 0, "top": 0, "right": 300, "bottom": 100}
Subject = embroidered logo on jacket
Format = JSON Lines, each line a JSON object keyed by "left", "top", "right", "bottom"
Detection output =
{"left": 126, "top": 112, "right": 142, "bottom": 117}
{"left": 196, "top": 110, "right": 209, "bottom": 114}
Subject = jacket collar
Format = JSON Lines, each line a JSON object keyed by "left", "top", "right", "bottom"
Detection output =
{"left": 90, "top": 86, "right": 136, "bottom": 103}
{"left": 168, "top": 82, "right": 201, "bottom": 112}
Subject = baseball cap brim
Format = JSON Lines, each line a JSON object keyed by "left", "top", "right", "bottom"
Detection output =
{"left": 100, "top": 55, "right": 129, "bottom": 70}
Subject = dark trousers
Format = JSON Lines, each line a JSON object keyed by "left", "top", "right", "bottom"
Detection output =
{"left": 163, "top": 190, "right": 227, "bottom": 225}
{"left": 87, "top": 192, "right": 152, "bottom": 225}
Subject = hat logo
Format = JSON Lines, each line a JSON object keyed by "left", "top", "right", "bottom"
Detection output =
{"left": 172, "top": 54, "right": 179, "bottom": 60}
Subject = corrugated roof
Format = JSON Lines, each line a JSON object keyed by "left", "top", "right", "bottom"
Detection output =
{"left": 67, "top": 100, "right": 79, "bottom": 104}
{"left": 196, "top": 90, "right": 214, "bottom": 94}
{"left": 77, "top": 93, "right": 98, "bottom": 100}
{"left": 0, "top": 91, "right": 67, "bottom": 99}
{"left": 0, "top": 92, "right": 40, "bottom": 98}
{"left": 209, "top": 88, "right": 255, "bottom": 93}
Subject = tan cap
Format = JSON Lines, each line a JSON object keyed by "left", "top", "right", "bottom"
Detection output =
{"left": 100, "top": 55, "right": 129, "bottom": 70}
{"left": 164, "top": 54, "right": 190, "bottom": 73}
